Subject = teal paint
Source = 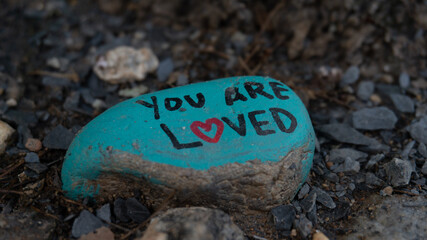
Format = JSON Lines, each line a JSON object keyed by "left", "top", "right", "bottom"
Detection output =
{"left": 62, "top": 76, "right": 315, "bottom": 200}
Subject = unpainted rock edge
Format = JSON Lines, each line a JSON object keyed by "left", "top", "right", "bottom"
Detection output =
{"left": 73, "top": 145, "right": 311, "bottom": 211}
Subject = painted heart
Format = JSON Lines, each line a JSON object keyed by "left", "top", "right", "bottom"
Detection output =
{"left": 190, "top": 118, "right": 224, "bottom": 143}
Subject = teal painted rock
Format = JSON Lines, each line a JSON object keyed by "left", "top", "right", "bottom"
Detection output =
{"left": 62, "top": 76, "right": 315, "bottom": 210}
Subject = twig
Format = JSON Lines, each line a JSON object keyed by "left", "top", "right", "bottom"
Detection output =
{"left": 29, "top": 70, "right": 80, "bottom": 82}
{"left": 238, "top": 57, "right": 253, "bottom": 75}
{"left": 31, "top": 206, "right": 61, "bottom": 220}
{"left": 0, "top": 189, "right": 25, "bottom": 195}
{"left": 61, "top": 196, "right": 86, "bottom": 207}
{"left": 120, "top": 190, "right": 176, "bottom": 239}
{"left": 394, "top": 189, "right": 419, "bottom": 196}
{"left": 259, "top": 1, "right": 286, "bottom": 34}
{"left": 0, "top": 159, "right": 24, "bottom": 179}
{"left": 199, "top": 48, "right": 230, "bottom": 60}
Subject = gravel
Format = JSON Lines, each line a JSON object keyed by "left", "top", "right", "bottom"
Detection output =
{"left": 356, "top": 81, "right": 375, "bottom": 101}
{"left": 329, "top": 148, "right": 368, "bottom": 163}
{"left": 312, "top": 187, "right": 336, "bottom": 209}
{"left": 341, "top": 66, "right": 360, "bottom": 86}
{"left": 157, "top": 58, "right": 174, "bottom": 82}
{"left": 352, "top": 107, "right": 398, "bottom": 130}
{"left": 125, "top": 198, "right": 150, "bottom": 223}
{"left": 42, "top": 125, "right": 74, "bottom": 150}
{"left": 71, "top": 210, "right": 105, "bottom": 238}
{"left": 407, "top": 116, "right": 427, "bottom": 145}
{"left": 398, "top": 72, "right": 410, "bottom": 89}
{"left": 317, "top": 123, "right": 378, "bottom": 145}
{"left": 24, "top": 152, "right": 39, "bottom": 163}
{"left": 384, "top": 158, "right": 413, "bottom": 187}
{"left": 270, "top": 204, "right": 296, "bottom": 235}
{"left": 96, "top": 204, "right": 111, "bottom": 223}
{"left": 390, "top": 93, "right": 415, "bottom": 113}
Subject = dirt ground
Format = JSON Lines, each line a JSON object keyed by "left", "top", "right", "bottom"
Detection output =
{"left": 0, "top": 0, "right": 426, "bottom": 239}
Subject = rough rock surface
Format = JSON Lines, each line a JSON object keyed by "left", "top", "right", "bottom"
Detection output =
{"left": 352, "top": 107, "right": 398, "bottom": 130}
{"left": 343, "top": 195, "right": 427, "bottom": 240}
{"left": 0, "top": 209, "right": 56, "bottom": 240}
{"left": 139, "top": 207, "right": 245, "bottom": 240}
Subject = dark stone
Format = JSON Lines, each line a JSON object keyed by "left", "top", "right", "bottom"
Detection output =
{"left": 333, "top": 157, "right": 360, "bottom": 173}
{"left": 96, "top": 204, "right": 111, "bottom": 222}
{"left": 300, "top": 192, "right": 316, "bottom": 212}
{"left": 3, "top": 110, "right": 38, "bottom": 127}
{"left": 25, "top": 152, "right": 39, "bottom": 163}
{"left": 399, "top": 72, "right": 410, "bottom": 89}
{"left": 271, "top": 205, "right": 296, "bottom": 234}
{"left": 157, "top": 58, "right": 174, "bottom": 82}
{"left": 63, "top": 91, "right": 80, "bottom": 112}
{"left": 42, "top": 125, "right": 74, "bottom": 150}
{"left": 306, "top": 204, "right": 317, "bottom": 225}
{"left": 407, "top": 117, "right": 427, "bottom": 145}
{"left": 366, "top": 154, "right": 385, "bottom": 169}
{"left": 125, "top": 198, "right": 150, "bottom": 223}
{"left": 356, "top": 81, "right": 375, "bottom": 101}
{"left": 298, "top": 183, "right": 310, "bottom": 199}
{"left": 42, "top": 76, "right": 70, "bottom": 86}
{"left": 312, "top": 187, "right": 336, "bottom": 209}
{"left": 26, "top": 163, "right": 48, "bottom": 174}
{"left": 390, "top": 94, "right": 415, "bottom": 113}
{"left": 177, "top": 74, "right": 189, "bottom": 86}
{"left": 418, "top": 143, "right": 427, "bottom": 158}
{"left": 352, "top": 107, "right": 398, "bottom": 130}
{"left": 317, "top": 123, "right": 378, "bottom": 145}
{"left": 113, "top": 198, "right": 130, "bottom": 223}
{"left": 365, "top": 172, "right": 385, "bottom": 187}
{"left": 401, "top": 140, "right": 416, "bottom": 159}
{"left": 71, "top": 210, "right": 105, "bottom": 238}
{"left": 421, "top": 162, "right": 427, "bottom": 175}
{"left": 329, "top": 148, "right": 368, "bottom": 163}
{"left": 384, "top": 158, "right": 413, "bottom": 187}
{"left": 295, "top": 215, "right": 312, "bottom": 238}
{"left": 341, "top": 66, "right": 360, "bottom": 86}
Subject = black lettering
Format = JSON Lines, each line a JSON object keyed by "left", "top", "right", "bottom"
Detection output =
{"left": 165, "top": 97, "right": 183, "bottom": 111}
{"left": 136, "top": 96, "right": 160, "bottom": 120}
{"left": 248, "top": 110, "right": 275, "bottom": 136}
{"left": 160, "top": 124, "right": 203, "bottom": 149}
{"left": 270, "top": 108, "right": 297, "bottom": 133}
{"left": 225, "top": 87, "right": 248, "bottom": 106}
{"left": 184, "top": 93, "right": 205, "bottom": 108}
{"left": 221, "top": 114, "right": 246, "bottom": 136}
{"left": 244, "top": 82, "right": 274, "bottom": 99}
{"left": 269, "top": 82, "right": 289, "bottom": 100}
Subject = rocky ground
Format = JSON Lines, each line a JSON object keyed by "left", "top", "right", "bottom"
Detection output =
{"left": 0, "top": 0, "right": 426, "bottom": 239}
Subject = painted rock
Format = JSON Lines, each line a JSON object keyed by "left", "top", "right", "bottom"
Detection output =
{"left": 62, "top": 76, "right": 315, "bottom": 210}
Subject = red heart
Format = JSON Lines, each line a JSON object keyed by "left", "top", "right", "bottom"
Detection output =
{"left": 190, "top": 118, "right": 224, "bottom": 143}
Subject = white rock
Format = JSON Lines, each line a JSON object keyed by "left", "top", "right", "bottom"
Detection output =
{"left": 0, "top": 120, "right": 15, "bottom": 154}
{"left": 118, "top": 85, "right": 149, "bottom": 98}
{"left": 94, "top": 47, "right": 159, "bottom": 84}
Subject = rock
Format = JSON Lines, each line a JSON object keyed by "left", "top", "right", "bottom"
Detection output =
{"left": 62, "top": 77, "right": 315, "bottom": 210}
{"left": 365, "top": 172, "right": 385, "bottom": 187}
{"left": 0, "top": 120, "right": 15, "bottom": 154}
{"left": 24, "top": 152, "right": 39, "bottom": 163}
{"left": 333, "top": 157, "right": 360, "bottom": 173}
{"left": 0, "top": 209, "right": 56, "bottom": 239}
{"left": 344, "top": 194, "right": 427, "bottom": 240}
{"left": 329, "top": 148, "right": 368, "bottom": 163}
{"left": 96, "top": 204, "right": 111, "bottom": 222}
{"left": 418, "top": 143, "right": 427, "bottom": 158}
{"left": 352, "top": 107, "right": 398, "bottom": 130}
{"left": 422, "top": 162, "right": 427, "bottom": 175}
{"left": 43, "top": 125, "right": 74, "bottom": 150}
{"left": 157, "top": 58, "right": 174, "bottom": 82}
{"left": 312, "top": 187, "right": 336, "bottom": 209}
{"left": 94, "top": 47, "right": 158, "bottom": 84}
{"left": 26, "top": 163, "right": 48, "bottom": 174}
{"left": 317, "top": 123, "right": 377, "bottom": 145}
{"left": 113, "top": 198, "right": 130, "bottom": 223}
{"left": 294, "top": 215, "right": 313, "bottom": 238}
{"left": 125, "top": 198, "right": 150, "bottom": 223}
{"left": 340, "top": 66, "right": 360, "bottom": 86}
{"left": 313, "top": 231, "right": 329, "bottom": 240}
{"left": 177, "top": 74, "right": 189, "bottom": 86}
{"left": 399, "top": 72, "right": 410, "bottom": 89}
{"left": 72, "top": 210, "right": 105, "bottom": 238}
{"left": 390, "top": 93, "right": 415, "bottom": 113}
{"left": 381, "top": 186, "right": 393, "bottom": 196}
{"left": 401, "top": 140, "right": 416, "bottom": 159}
{"left": 407, "top": 116, "right": 427, "bottom": 144}
{"left": 78, "top": 226, "right": 114, "bottom": 240}
{"left": 384, "top": 158, "right": 413, "bottom": 187}
{"left": 24, "top": 138, "right": 42, "bottom": 152}
{"left": 298, "top": 183, "right": 310, "bottom": 199}
{"left": 270, "top": 204, "right": 296, "bottom": 236}
{"left": 300, "top": 192, "right": 316, "bottom": 212}
{"left": 118, "top": 85, "right": 149, "bottom": 98}
{"left": 3, "top": 110, "right": 38, "bottom": 127}
{"left": 139, "top": 207, "right": 245, "bottom": 240}
{"left": 356, "top": 81, "right": 375, "bottom": 101}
